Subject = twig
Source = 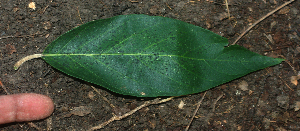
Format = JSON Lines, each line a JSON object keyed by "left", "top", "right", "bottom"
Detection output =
{"left": 263, "top": 33, "right": 276, "bottom": 45}
{"left": 27, "top": 122, "right": 42, "bottom": 131}
{"left": 263, "top": 45, "right": 291, "bottom": 52}
{"left": 279, "top": 75, "right": 294, "bottom": 91}
{"left": 225, "top": 0, "right": 230, "bottom": 20}
{"left": 76, "top": 6, "right": 84, "bottom": 24}
{"left": 0, "top": 35, "right": 15, "bottom": 40}
{"left": 130, "top": 0, "right": 139, "bottom": 2}
{"left": 232, "top": 0, "right": 295, "bottom": 45}
{"left": 89, "top": 97, "right": 174, "bottom": 131}
{"left": 0, "top": 80, "right": 9, "bottom": 95}
{"left": 212, "top": 93, "right": 224, "bottom": 112}
{"left": 283, "top": 58, "right": 297, "bottom": 74}
{"left": 165, "top": 3, "right": 172, "bottom": 10}
{"left": 41, "top": 0, "right": 53, "bottom": 14}
{"left": 0, "top": 32, "right": 43, "bottom": 40}
{"left": 185, "top": 92, "right": 207, "bottom": 131}
{"left": 266, "top": 66, "right": 294, "bottom": 91}
{"left": 90, "top": 86, "right": 115, "bottom": 108}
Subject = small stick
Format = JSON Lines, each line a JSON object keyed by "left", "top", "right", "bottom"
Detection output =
{"left": 76, "top": 6, "right": 84, "bottom": 24}
{"left": 225, "top": 0, "right": 230, "bottom": 20}
{"left": 27, "top": 122, "right": 42, "bottom": 131}
{"left": 0, "top": 80, "right": 9, "bottom": 95}
{"left": 14, "top": 54, "right": 43, "bottom": 70}
{"left": 185, "top": 91, "right": 207, "bottom": 131}
{"left": 212, "top": 93, "right": 224, "bottom": 112}
{"left": 279, "top": 75, "right": 294, "bottom": 91}
{"left": 232, "top": 0, "right": 295, "bottom": 45}
{"left": 0, "top": 35, "right": 15, "bottom": 40}
{"left": 90, "top": 85, "right": 115, "bottom": 109}
{"left": 41, "top": 0, "right": 53, "bottom": 14}
{"left": 0, "top": 32, "right": 43, "bottom": 40}
{"left": 89, "top": 97, "right": 174, "bottom": 131}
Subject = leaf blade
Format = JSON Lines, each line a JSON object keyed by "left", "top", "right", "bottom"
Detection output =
{"left": 42, "top": 14, "right": 283, "bottom": 97}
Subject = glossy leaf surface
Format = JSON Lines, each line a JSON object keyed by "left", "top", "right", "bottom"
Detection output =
{"left": 42, "top": 14, "right": 283, "bottom": 97}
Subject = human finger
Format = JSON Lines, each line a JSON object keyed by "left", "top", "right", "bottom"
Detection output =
{"left": 0, "top": 93, "right": 54, "bottom": 124}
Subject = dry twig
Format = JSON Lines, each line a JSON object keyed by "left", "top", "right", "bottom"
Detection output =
{"left": 76, "top": 6, "right": 84, "bottom": 24}
{"left": 27, "top": 122, "right": 42, "bottom": 131}
{"left": 232, "top": 0, "right": 295, "bottom": 45}
{"left": 40, "top": 0, "right": 53, "bottom": 14}
{"left": 0, "top": 34, "right": 36, "bottom": 40}
{"left": 185, "top": 92, "right": 207, "bottom": 131}
{"left": 212, "top": 93, "right": 224, "bottom": 112}
{"left": 0, "top": 80, "right": 9, "bottom": 95}
{"left": 90, "top": 86, "right": 115, "bottom": 109}
{"left": 225, "top": 0, "right": 230, "bottom": 19}
{"left": 89, "top": 97, "right": 174, "bottom": 131}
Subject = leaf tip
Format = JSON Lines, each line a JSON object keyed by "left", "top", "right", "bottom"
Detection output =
{"left": 279, "top": 58, "right": 285, "bottom": 62}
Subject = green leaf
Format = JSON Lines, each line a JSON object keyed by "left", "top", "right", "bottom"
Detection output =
{"left": 42, "top": 14, "right": 283, "bottom": 97}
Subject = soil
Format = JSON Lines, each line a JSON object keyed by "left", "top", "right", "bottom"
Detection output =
{"left": 1, "top": 0, "right": 300, "bottom": 130}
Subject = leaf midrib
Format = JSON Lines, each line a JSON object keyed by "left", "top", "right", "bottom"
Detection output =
{"left": 43, "top": 53, "right": 253, "bottom": 63}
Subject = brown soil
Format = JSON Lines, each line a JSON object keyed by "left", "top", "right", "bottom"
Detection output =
{"left": 1, "top": 0, "right": 300, "bottom": 130}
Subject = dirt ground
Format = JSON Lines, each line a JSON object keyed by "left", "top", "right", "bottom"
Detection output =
{"left": 0, "top": 0, "right": 300, "bottom": 130}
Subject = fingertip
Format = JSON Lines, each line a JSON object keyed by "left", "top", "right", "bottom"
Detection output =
{"left": 16, "top": 93, "right": 54, "bottom": 122}
{"left": 0, "top": 93, "right": 54, "bottom": 124}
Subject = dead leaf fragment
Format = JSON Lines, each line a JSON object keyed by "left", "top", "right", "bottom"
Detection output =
{"left": 238, "top": 80, "right": 248, "bottom": 91}
{"left": 5, "top": 44, "right": 16, "bottom": 54}
{"left": 28, "top": 2, "right": 36, "bottom": 10}
{"left": 178, "top": 100, "right": 185, "bottom": 109}
{"left": 290, "top": 73, "right": 300, "bottom": 85}
{"left": 277, "top": 95, "right": 289, "bottom": 109}
{"left": 294, "top": 101, "right": 300, "bottom": 111}
{"left": 249, "top": 90, "right": 253, "bottom": 95}
{"left": 71, "top": 106, "right": 92, "bottom": 116}
{"left": 88, "top": 91, "right": 95, "bottom": 100}
{"left": 62, "top": 106, "right": 92, "bottom": 118}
